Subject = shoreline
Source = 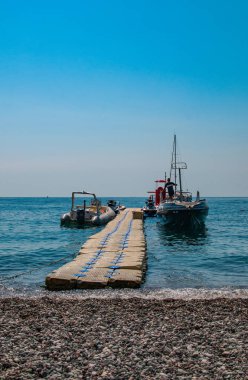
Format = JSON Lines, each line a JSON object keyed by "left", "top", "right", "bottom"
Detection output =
{"left": 1, "top": 286, "right": 248, "bottom": 300}
{"left": 1, "top": 295, "right": 247, "bottom": 379}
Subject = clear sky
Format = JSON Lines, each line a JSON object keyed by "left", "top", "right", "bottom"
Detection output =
{"left": 0, "top": 0, "right": 248, "bottom": 197}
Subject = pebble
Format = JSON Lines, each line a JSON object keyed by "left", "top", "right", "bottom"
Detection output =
{"left": 0, "top": 296, "right": 247, "bottom": 379}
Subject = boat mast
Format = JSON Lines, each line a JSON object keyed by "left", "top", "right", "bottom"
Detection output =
{"left": 174, "top": 134, "right": 177, "bottom": 191}
{"left": 170, "top": 135, "right": 187, "bottom": 200}
{"left": 179, "top": 168, "right": 182, "bottom": 200}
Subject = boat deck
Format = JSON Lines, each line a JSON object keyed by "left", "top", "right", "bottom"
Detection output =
{"left": 46, "top": 208, "right": 146, "bottom": 290}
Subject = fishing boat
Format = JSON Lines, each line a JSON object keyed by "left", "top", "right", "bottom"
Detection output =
{"left": 61, "top": 191, "right": 116, "bottom": 226}
{"left": 157, "top": 135, "right": 209, "bottom": 228}
{"left": 142, "top": 194, "right": 157, "bottom": 217}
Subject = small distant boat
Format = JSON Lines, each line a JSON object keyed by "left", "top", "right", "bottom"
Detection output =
{"left": 61, "top": 191, "right": 116, "bottom": 227}
{"left": 107, "top": 199, "right": 126, "bottom": 214}
{"left": 107, "top": 199, "right": 119, "bottom": 214}
{"left": 142, "top": 194, "right": 157, "bottom": 217}
{"left": 157, "top": 135, "right": 209, "bottom": 229}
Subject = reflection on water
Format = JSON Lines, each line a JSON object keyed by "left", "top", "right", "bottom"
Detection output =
{"left": 157, "top": 222, "right": 207, "bottom": 246}
{"left": 60, "top": 224, "right": 97, "bottom": 230}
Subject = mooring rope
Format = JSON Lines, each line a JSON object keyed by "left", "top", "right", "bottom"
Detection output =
{"left": 0, "top": 251, "right": 78, "bottom": 282}
{"left": 1, "top": 212, "right": 130, "bottom": 283}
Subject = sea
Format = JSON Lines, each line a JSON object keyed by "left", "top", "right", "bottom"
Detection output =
{"left": 0, "top": 197, "right": 247, "bottom": 297}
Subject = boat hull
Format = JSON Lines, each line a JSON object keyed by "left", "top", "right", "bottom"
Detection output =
{"left": 142, "top": 208, "right": 157, "bottom": 217}
{"left": 157, "top": 200, "right": 208, "bottom": 228}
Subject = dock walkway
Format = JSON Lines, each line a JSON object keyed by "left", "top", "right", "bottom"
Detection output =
{"left": 46, "top": 208, "right": 146, "bottom": 290}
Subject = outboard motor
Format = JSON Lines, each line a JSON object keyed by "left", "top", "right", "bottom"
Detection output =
{"left": 76, "top": 209, "right": 85, "bottom": 223}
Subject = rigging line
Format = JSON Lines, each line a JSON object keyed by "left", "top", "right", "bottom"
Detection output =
{"left": 0, "top": 251, "right": 78, "bottom": 282}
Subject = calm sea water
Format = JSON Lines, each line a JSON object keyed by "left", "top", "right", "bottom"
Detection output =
{"left": 0, "top": 197, "right": 247, "bottom": 294}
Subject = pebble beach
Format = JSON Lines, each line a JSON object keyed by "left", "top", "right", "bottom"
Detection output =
{"left": 1, "top": 293, "right": 247, "bottom": 379}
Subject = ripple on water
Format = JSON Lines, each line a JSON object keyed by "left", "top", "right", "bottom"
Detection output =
{"left": 0, "top": 197, "right": 247, "bottom": 293}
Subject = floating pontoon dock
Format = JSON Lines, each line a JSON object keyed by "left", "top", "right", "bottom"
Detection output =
{"left": 46, "top": 208, "right": 146, "bottom": 290}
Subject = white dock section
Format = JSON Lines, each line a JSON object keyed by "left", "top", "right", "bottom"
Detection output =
{"left": 46, "top": 209, "right": 146, "bottom": 290}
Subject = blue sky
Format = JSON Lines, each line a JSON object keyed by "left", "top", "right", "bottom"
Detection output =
{"left": 0, "top": 0, "right": 248, "bottom": 196}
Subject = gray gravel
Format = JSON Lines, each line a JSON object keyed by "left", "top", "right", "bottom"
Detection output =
{"left": 0, "top": 296, "right": 247, "bottom": 379}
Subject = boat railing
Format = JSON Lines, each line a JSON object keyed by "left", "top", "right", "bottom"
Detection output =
{"left": 71, "top": 191, "right": 101, "bottom": 216}
{"left": 175, "top": 191, "right": 192, "bottom": 201}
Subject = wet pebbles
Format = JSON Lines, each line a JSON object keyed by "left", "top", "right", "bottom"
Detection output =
{"left": 0, "top": 296, "right": 247, "bottom": 379}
